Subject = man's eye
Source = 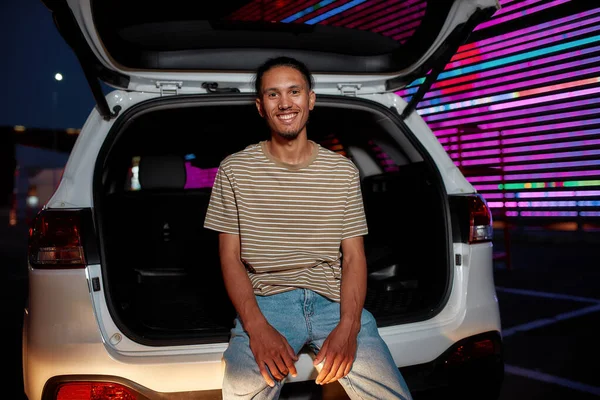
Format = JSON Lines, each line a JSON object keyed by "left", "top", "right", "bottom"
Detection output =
{"left": 268, "top": 92, "right": 277, "bottom": 98}
{"left": 291, "top": 90, "right": 300, "bottom": 95}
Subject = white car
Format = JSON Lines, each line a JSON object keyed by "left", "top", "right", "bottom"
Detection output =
{"left": 24, "top": 0, "right": 503, "bottom": 399}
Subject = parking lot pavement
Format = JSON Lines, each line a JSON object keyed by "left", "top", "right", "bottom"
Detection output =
{"left": 494, "top": 229, "right": 600, "bottom": 400}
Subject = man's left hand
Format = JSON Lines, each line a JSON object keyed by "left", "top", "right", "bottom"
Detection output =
{"left": 313, "top": 323, "right": 358, "bottom": 385}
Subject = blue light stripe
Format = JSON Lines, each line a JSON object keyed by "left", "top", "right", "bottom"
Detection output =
{"left": 305, "top": 0, "right": 368, "bottom": 24}
{"left": 281, "top": 0, "right": 336, "bottom": 23}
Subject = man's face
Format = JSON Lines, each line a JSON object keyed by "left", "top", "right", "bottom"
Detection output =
{"left": 256, "top": 66, "right": 316, "bottom": 140}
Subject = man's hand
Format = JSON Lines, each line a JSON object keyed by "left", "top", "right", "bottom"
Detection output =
{"left": 248, "top": 322, "right": 299, "bottom": 387}
{"left": 313, "top": 321, "right": 359, "bottom": 385}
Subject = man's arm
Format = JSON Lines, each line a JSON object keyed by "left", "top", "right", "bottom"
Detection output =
{"left": 313, "top": 235, "right": 367, "bottom": 385}
{"left": 219, "top": 233, "right": 298, "bottom": 386}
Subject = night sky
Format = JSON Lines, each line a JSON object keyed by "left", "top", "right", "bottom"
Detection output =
{"left": 1, "top": 0, "right": 96, "bottom": 130}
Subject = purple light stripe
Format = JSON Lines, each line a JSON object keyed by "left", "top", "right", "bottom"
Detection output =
{"left": 493, "top": 118, "right": 600, "bottom": 138}
{"left": 458, "top": 149, "right": 600, "bottom": 165}
{"left": 580, "top": 211, "right": 600, "bottom": 216}
{"left": 428, "top": 106, "right": 600, "bottom": 130}
{"left": 399, "top": 45, "right": 600, "bottom": 99}
{"left": 437, "top": 131, "right": 501, "bottom": 144}
{"left": 373, "top": 7, "right": 425, "bottom": 34}
{"left": 424, "top": 93, "right": 600, "bottom": 123}
{"left": 516, "top": 191, "right": 600, "bottom": 199}
{"left": 390, "top": 18, "right": 424, "bottom": 40}
{"left": 455, "top": 16, "right": 600, "bottom": 70}
{"left": 472, "top": 184, "right": 503, "bottom": 191}
{"left": 478, "top": 108, "right": 600, "bottom": 130}
{"left": 471, "top": 169, "right": 600, "bottom": 181}
{"left": 448, "top": 23, "right": 600, "bottom": 71}
{"left": 344, "top": 0, "right": 420, "bottom": 28}
{"left": 419, "top": 59, "right": 600, "bottom": 106}
{"left": 453, "top": 8, "right": 600, "bottom": 62}
{"left": 490, "top": 86, "right": 600, "bottom": 111}
{"left": 474, "top": 0, "right": 571, "bottom": 31}
{"left": 490, "top": 0, "right": 548, "bottom": 18}
{"left": 504, "top": 159, "right": 600, "bottom": 172}
{"left": 502, "top": 128, "right": 600, "bottom": 146}
{"left": 467, "top": 175, "right": 504, "bottom": 183}
{"left": 518, "top": 211, "right": 579, "bottom": 217}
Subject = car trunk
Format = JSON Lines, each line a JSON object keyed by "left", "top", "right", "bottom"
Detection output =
{"left": 95, "top": 93, "right": 451, "bottom": 346}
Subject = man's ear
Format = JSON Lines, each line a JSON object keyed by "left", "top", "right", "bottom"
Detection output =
{"left": 309, "top": 91, "right": 316, "bottom": 110}
{"left": 255, "top": 98, "right": 264, "bottom": 117}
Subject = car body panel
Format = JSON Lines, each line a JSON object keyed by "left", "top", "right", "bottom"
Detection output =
{"left": 23, "top": 243, "right": 499, "bottom": 397}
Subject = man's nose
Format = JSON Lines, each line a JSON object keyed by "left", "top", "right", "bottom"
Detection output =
{"left": 278, "top": 96, "right": 292, "bottom": 110}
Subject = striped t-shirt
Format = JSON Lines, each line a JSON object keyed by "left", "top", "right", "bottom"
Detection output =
{"left": 203, "top": 140, "right": 368, "bottom": 302}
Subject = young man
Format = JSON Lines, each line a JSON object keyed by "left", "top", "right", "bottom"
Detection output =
{"left": 204, "top": 56, "right": 412, "bottom": 400}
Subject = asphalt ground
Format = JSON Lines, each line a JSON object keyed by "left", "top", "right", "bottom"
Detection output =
{"left": 2, "top": 221, "right": 599, "bottom": 399}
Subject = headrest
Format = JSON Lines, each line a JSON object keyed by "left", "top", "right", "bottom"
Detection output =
{"left": 138, "top": 155, "right": 186, "bottom": 190}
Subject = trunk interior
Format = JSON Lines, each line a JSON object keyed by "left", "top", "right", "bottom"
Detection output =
{"left": 96, "top": 94, "right": 451, "bottom": 345}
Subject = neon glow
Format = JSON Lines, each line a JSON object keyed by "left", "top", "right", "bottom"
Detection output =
{"left": 474, "top": 0, "right": 572, "bottom": 31}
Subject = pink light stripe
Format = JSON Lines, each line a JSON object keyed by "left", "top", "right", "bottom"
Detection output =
{"left": 428, "top": 106, "right": 600, "bottom": 130}
{"left": 397, "top": 44, "right": 600, "bottom": 98}
{"left": 479, "top": 108, "right": 600, "bottom": 130}
{"left": 448, "top": 24, "right": 600, "bottom": 70}
{"left": 453, "top": 9, "right": 600, "bottom": 61}
{"left": 516, "top": 191, "right": 600, "bottom": 199}
{"left": 466, "top": 175, "right": 504, "bottom": 183}
{"left": 504, "top": 160, "right": 600, "bottom": 172}
{"left": 390, "top": 18, "right": 423, "bottom": 40}
{"left": 419, "top": 58, "right": 600, "bottom": 105}
{"left": 474, "top": 0, "right": 571, "bottom": 31}
{"left": 502, "top": 128, "right": 600, "bottom": 146}
{"left": 495, "top": 118, "right": 600, "bottom": 137}
{"left": 490, "top": 85, "right": 600, "bottom": 111}
{"left": 460, "top": 150, "right": 600, "bottom": 165}
{"left": 487, "top": 0, "right": 547, "bottom": 18}
{"left": 518, "top": 211, "right": 579, "bottom": 217}
{"left": 423, "top": 87, "right": 600, "bottom": 122}
{"left": 484, "top": 170, "right": 600, "bottom": 181}
{"left": 456, "top": 139, "right": 600, "bottom": 159}
{"left": 447, "top": 128, "right": 600, "bottom": 150}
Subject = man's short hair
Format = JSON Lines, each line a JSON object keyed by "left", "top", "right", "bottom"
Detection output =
{"left": 253, "top": 56, "right": 314, "bottom": 97}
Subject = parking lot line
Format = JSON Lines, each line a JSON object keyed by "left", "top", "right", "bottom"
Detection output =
{"left": 504, "top": 364, "right": 600, "bottom": 396}
{"left": 495, "top": 286, "right": 600, "bottom": 304}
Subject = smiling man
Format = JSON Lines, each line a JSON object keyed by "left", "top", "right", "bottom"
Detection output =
{"left": 204, "top": 56, "right": 412, "bottom": 400}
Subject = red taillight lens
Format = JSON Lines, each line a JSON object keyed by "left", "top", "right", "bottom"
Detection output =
{"left": 445, "top": 338, "right": 498, "bottom": 366}
{"left": 28, "top": 209, "right": 86, "bottom": 268}
{"left": 468, "top": 195, "right": 493, "bottom": 243}
{"left": 56, "top": 382, "right": 138, "bottom": 400}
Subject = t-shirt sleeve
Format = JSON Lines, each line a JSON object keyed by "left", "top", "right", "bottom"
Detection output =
{"left": 203, "top": 163, "right": 240, "bottom": 235}
{"left": 342, "top": 169, "right": 368, "bottom": 240}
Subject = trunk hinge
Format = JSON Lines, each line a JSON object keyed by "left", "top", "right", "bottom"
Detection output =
{"left": 337, "top": 84, "right": 362, "bottom": 97}
{"left": 156, "top": 81, "right": 182, "bottom": 96}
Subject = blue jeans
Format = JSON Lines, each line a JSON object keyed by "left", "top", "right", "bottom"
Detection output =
{"left": 222, "top": 289, "right": 412, "bottom": 399}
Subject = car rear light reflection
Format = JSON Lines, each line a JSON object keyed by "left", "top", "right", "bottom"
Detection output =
{"left": 56, "top": 382, "right": 137, "bottom": 400}
{"left": 28, "top": 209, "right": 86, "bottom": 268}
{"left": 468, "top": 195, "right": 493, "bottom": 243}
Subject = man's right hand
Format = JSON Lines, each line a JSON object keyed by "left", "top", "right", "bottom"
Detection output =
{"left": 248, "top": 322, "right": 298, "bottom": 387}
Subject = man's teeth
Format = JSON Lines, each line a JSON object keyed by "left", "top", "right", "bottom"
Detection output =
{"left": 279, "top": 113, "right": 296, "bottom": 120}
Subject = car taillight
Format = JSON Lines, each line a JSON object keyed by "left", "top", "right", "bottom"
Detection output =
{"left": 467, "top": 195, "right": 493, "bottom": 243}
{"left": 28, "top": 209, "right": 86, "bottom": 268}
{"left": 56, "top": 382, "right": 138, "bottom": 400}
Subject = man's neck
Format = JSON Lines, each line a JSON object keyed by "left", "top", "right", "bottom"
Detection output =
{"left": 267, "top": 135, "right": 313, "bottom": 165}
